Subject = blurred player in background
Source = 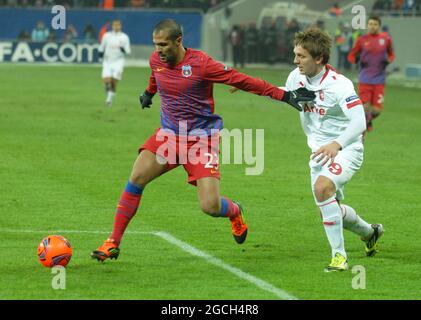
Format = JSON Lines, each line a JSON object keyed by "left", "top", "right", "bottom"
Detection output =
{"left": 91, "top": 19, "right": 315, "bottom": 262}
{"left": 348, "top": 16, "right": 395, "bottom": 132}
{"left": 98, "top": 19, "right": 131, "bottom": 106}
{"left": 284, "top": 28, "right": 384, "bottom": 272}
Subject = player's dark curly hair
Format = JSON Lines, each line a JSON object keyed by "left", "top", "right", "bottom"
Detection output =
{"left": 153, "top": 19, "right": 183, "bottom": 41}
{"left": 294, "top": 28, "right": 332, "bottom": 64}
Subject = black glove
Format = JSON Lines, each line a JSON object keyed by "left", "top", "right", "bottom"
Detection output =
{"left": 381, "top": 60, "right": 389, "bottom": 69}
{"left": 139, "top": 90, "right": 154, "bottom": 109}
{"left": 120, "top": 47, "right": 126, "bottom": 54}
{"left": 98, "top": 51, "right": 104, "bottom": 61}
{"left": 282, "top": 88, "right": 316, "bottom": 112}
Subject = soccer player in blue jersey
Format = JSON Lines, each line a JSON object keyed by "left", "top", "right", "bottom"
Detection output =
{"left": 91, "top": 19, "right": 315, "bottom": 261}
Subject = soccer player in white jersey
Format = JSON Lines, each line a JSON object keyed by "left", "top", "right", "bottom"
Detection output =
{"left": 285, "top": 28, "right": 384, "bottom": 272}
{"left": 98, "top": 19, "right": 131, "bottom": 106}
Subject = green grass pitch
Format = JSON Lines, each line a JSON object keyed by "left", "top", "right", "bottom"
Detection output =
{"left": 1, "top": 64, "right": 420, "bottom": 300}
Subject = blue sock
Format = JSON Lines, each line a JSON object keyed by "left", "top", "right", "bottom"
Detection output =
{"left": 219, "top": 198, "right": 229, "bottom": 217}
{"left": 125, "top": 181, "right": 144, "bottom": 195}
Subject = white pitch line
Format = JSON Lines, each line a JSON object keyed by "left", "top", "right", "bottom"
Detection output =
{"left": 1, "top": 228, "right": 297, "bottom": 300}
{"left": 153, "top": 231, "right": 298, "bottom": 300}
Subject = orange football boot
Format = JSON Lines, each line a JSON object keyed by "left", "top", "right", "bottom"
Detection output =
{"left": 91, "top": 238, "right": 120, "bottom": 262}
{"left": 230, "top": 201, "right": 248, "bottom": 244}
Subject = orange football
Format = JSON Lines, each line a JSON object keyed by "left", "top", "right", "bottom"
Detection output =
{"left": 37, "top": 235, "right": 72, "bottom": 268}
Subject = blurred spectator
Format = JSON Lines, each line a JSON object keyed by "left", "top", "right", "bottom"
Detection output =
{"left": 99, "top": 0, "right": 114, "bottom": 9}
{"left": 244, "top": 22, "right": 258, "bottom": 63}
{"left": 83, "top": 24, "right": 97, "bottom": 43}
{"left": 265, "top": 21, "right": 278, "bottom": 64}
{"left": 258, "top": 20, "right": 269, "bottom": 63}
{"left": 416, "top": 0, "right": 421, "bottom": 11}
{"left": 373, "top": 0, "right": 393, "bottom": 10}
{"left": 47, "top": 30, "right": 56, "bottom": 42}
{"left": 285, "top": 19, "right": 300, "bottom": 63}
{"left": 373, "top": 0, "right": 421, "bottom": 13}
{"left": 381, "top": 25, "right": 391, "bottom": 36}
{"left": 329, "top": 3, "right": 343, "bottom": 17}
{"left": 130, "top": 0, "right": 145, "bottom": 7}
{"left": 403, "top": 0, "right": 415, "bottom": 13}
{"left": 314, "top": 19, "right": 330, "bottom": 35}
{"left": 6, "top": 0, "right": 18, "bottom": 7}
{"left": 63, "top": 24, "right": 78, "bottom": 42}
{"left": 17, "top": 30, "right": 30, "bottom": 41}
{"left": 31, "top": 21, "right": 49, "bottom": 42}
{"left": 393, "top": 0, "right": 404, "bottom": 9}
{"left": 336, "top": 23, "right": 353, "bottom": 72}
{"left": 220, "top": 6, "right": 231, "bottom": 61}
{"left": 229, "top": 25, "right": 244, "bottom": 68}
{"left": 0, "top": 0, "right": 231, "bottom": 9}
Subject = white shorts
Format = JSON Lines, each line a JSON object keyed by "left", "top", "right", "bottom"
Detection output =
{"left": 102, "top": 60, "right": 124, "bottom": 80}
{"left": 309, "top": 142, "right": 364, "bottom": 201}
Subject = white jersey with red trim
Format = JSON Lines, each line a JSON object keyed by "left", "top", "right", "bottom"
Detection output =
{"left": 284, "top": 65, "right": 364, "bottom": 152}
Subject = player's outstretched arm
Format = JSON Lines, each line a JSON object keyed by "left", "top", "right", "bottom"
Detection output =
{"left": 229, "top": 86, "right": 315, "bottom": 112}
{"left": 204, "top": 55, "right": 316, "bottom": 111}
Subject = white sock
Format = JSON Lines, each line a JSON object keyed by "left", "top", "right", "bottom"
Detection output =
{"left": 317, "top": 196, "right": 347, "bottom": 259}
{"left": 341, "top": 204, "right": 374, "bottom": 240}
{"left": 106, "top": 91, "right": 115, "bottom": 104}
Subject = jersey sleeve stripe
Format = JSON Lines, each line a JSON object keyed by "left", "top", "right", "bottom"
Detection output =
{"left": 346, "top": 99, "right": 363, "bottom": 109}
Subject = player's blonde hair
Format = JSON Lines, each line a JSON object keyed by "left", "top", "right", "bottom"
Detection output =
{"left": 294, "top": 28, "right": 332, "bottom": 64}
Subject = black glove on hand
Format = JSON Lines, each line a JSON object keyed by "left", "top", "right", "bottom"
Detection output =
{"left": 139, "top": 90, "right": 154, "bottom": 109}
{"left": 282, "top": 88, "right": 316, "bottom": 111}
{"left": 98, "top": 51, "right": 104, "bottom": 61}
{"left": 120, "top": 47, "right": 126, "bottom": 54}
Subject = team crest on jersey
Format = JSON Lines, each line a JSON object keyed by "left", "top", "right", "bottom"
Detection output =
{"left": 379, "top": 38, "right": 385, "bottom": 46}
{"left": 182, "top": 65, "right": 193, "bottom": 77}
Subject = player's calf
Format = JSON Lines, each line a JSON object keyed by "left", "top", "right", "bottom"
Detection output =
{"left": 199, "top": 197, "right": 221, "bottom": 217}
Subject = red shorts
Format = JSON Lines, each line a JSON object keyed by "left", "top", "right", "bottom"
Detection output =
{"left": 139, "top": 128, "right": 220, "bottom": 186}
{"left": 358, "top": 83, "right": 385, "bottom": 109}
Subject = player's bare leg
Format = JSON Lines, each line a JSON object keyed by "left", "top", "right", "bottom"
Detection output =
{"left": 91, "top": 150, "right": 168, "bottom": 262}
{"left": 109, "top": 78, "right": 118, "bottom": 105}
{"left": 197, "top": 177, "right": 248, "bottom": 244}
{"left": 103, "top": 77, "right": 113, "bottom": 106}
{"left": 369, "top": 105, "right": 382, "bottom": 131}
{"left": 314, "top": 176, "right": 348, "bottom": 272}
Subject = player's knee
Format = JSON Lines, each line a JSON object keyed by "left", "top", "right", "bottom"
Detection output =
{"left": 199, "top": 198, "right": 221, "bottom": 217}
{"left": 314, "top": 182, "right": 335, "bottom": 203}
{"left": 129, "top": 171, "right": 150, "bottom": 188}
